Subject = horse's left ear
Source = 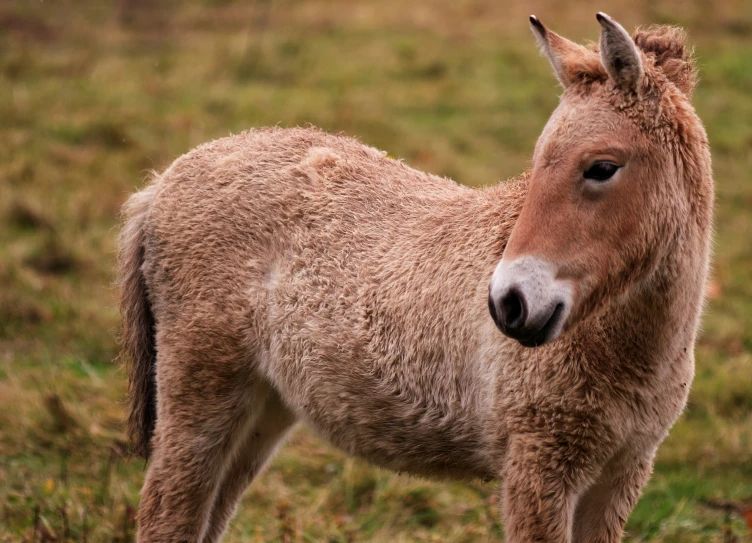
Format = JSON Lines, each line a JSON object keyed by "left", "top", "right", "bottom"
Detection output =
{"left": 596, "top": 12, "right": 643, "bottom": 93}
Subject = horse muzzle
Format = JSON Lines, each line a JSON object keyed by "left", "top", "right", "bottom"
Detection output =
{"left": 488, "top": 256, "right": 573, "bottom": 347}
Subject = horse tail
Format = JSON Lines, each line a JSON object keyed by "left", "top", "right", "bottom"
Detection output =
{"left": 117, "top": 181, "right": 159, "bottom": 459}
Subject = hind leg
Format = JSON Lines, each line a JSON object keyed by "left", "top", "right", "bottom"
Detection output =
{"left": 201, "top": 389, "right": 297, "bottom": 543}
{"left": 136, "top": 334, "right": 268, "bottom": 543}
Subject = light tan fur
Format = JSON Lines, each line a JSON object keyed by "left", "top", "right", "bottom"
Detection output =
{"left": 119, "top": 15, "right": 712, "bottom": 543}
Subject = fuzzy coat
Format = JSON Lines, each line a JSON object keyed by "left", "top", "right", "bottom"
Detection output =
{"left": 119, "top": 18, "right": 713, "bottom": 543}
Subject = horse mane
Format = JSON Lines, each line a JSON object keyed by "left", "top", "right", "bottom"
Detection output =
{"left": 633, "top": 25, "right": 698, "bottom": 95}
{"left": 567, "top": 25, "right": 698, "bottom": 96}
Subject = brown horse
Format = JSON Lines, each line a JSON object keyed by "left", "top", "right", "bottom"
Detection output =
{"left": 119, "top": 13, "right": 712, "bottom": 542}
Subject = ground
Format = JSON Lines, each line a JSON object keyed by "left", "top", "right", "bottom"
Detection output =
{"left": 1, "top": 0, "right": 751, "bottom": 541}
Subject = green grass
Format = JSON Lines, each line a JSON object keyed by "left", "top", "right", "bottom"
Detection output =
{"left": 1, "top": 0, "right": 751, "bottom": 541}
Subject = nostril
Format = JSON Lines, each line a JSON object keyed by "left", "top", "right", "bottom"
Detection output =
{"left": 500, "top": 289, "right": 527, "bottom": 330}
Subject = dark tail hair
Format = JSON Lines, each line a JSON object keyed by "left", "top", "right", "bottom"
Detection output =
{"left": 117, "top": 183, "right": 158, "bottom": 459}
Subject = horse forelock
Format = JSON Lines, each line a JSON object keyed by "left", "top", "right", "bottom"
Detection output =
{"left": 564, "top": 25, "right": 697, "bottom": 91}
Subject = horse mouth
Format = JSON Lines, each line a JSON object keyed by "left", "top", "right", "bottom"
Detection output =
{"left": 518, "top": 302, "right": 566, "bottom": 348}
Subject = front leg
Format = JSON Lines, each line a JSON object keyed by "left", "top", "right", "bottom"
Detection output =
{"left": 572, "top": 443, "right": 657, "bottom": 543}
{"left": 501, "top": 433, "right": 605, "bottom": 543}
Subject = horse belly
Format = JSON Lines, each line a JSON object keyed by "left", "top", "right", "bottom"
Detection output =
{"left": 261, "top": 341, "right": 495, "bottom": 480}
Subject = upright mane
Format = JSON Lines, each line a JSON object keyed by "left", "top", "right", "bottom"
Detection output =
{"left": 558, "top": 24, "right": 698, "bottom": 97}
{"left": 633, "top": 25, "right": 698, "bottom": 95}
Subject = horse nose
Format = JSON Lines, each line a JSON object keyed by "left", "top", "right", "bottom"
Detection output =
{"left": 489, "top": 256, "right": 574, "bottom": 347}
{"left": 489, "top": 287, "right": 528, "bottom": 333}
{"left": 500, "top": 288, "right": 528, "bottom": 331}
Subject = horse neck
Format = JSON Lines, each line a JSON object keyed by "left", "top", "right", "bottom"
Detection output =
{"left": 584, "top": 216, "right": 711, "bottom": 380}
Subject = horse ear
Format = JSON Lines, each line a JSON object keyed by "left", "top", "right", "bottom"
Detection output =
{"left": 529, "top": 15, "right": 591, "bottom": 89}
{"left": 596, "top": 12, "right": 643, "bottom": 93}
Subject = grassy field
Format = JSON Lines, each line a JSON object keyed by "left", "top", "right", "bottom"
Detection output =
{"left": 1, "top": 0, "right": 751, "bottom": 541}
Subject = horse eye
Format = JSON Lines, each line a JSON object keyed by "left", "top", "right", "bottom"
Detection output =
{"left": 584, "top": 161, "right": 620, "bottom": 182}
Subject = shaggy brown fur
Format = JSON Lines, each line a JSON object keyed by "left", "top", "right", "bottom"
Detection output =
{"left": 118, "top": 14, "right": 713, "bottom": 543}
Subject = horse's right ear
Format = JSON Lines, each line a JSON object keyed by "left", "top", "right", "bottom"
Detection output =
{"left": 529, "top": 15, "right": 592, "bottom": 88}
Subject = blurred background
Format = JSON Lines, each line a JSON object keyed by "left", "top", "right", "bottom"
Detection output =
{"left": 0, "top": 0, "right": 751, "bottom": 541}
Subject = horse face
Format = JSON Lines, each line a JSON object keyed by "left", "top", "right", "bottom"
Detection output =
{"left": 489, "top": 95, "right": 662, "bottom": 346}
{"left": 488, "top": 13, "right": 680, "bottom": 347}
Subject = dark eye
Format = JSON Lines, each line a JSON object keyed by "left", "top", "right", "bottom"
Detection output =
{"left": 584, "top": 161, "right": 620, "bottom": 182}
